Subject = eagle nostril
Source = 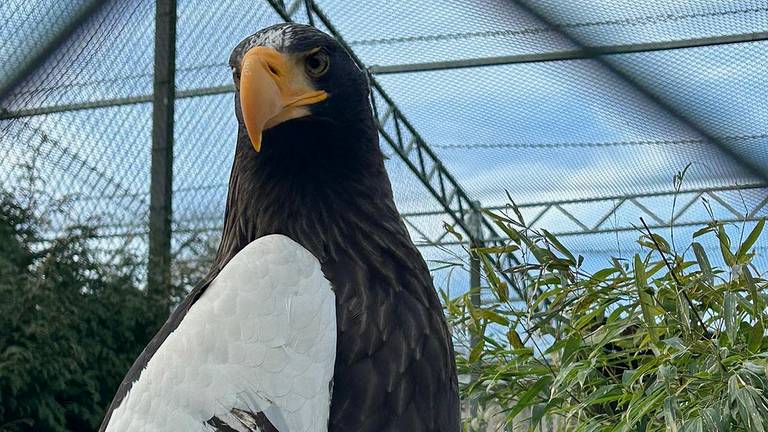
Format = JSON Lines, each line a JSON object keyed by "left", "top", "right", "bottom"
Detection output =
{"left": 266, "top": 63, "right": 280, "bottom": 77}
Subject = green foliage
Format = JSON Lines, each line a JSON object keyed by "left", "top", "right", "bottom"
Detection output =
{"left": 446, "top": 204, "right": 767, "bottom": 431}
{"left": 0, "top": 192, "right": 161, "bottom": 432}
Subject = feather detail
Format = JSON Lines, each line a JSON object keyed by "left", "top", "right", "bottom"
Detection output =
{"left": 102, "top": 235, "right": 336, "bottom": 432}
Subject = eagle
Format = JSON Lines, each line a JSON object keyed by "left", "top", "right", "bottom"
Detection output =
{"left": 99, "top": 23, "right": 460, "bottom": 432}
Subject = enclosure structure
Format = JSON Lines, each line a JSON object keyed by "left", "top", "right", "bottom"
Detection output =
{"left": 1, "top": 0, "right": 766, "bottom": 299}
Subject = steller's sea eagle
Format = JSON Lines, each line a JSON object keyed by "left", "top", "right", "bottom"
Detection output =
{"left": 99, "top": 23, "right": 460, "bottom": 432}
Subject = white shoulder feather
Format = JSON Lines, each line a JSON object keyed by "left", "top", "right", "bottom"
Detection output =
{"left": 105, "top": 234, "right": 336, "bottom": 432}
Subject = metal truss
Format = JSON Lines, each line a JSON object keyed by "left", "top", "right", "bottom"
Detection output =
{"left": 9, "top": 0, "right": 521, "bottom": 296}
{"left": 265, "top": 1, "right": 491, "bottom": 239}
{"left": 368, "top": 31, "right": 768, "bottom": 75}
{"left": 0, "top": 1, "right": 510, "bottom": 253}
{"left": 269, "top": 0, "right": 525, "bottom": 296}
{"left": 93, "top": 181, "right": 768, "bottom": 249}
{"left": 0, "top": 0, "right": 520, "bottom": 267}
{"left": 0, "top": 85, "right": 234, "bottom": 120}
{"left": 401, "top": 184, "right": 768, "bottom": 246}
{"left": 16, "top": 0, "right": 766, "bottom": 297}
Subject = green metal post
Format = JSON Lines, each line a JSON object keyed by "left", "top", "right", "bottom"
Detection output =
{"left": 147, "top": 0, "right": 177, "bottom": 311}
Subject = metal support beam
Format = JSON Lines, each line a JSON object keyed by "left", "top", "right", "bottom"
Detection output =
{"left": 411, "top": 214, "right": 767, "bottom": 247}
{"left": 147, "top": 0, "right": 177, "bottom": 307}
{"left": 401, "top": 184, "right": 768, "bottom": 244}
{"left": 6, "top": 19, "right": 765, "bottom": 118}
{"left": 468, "top": 202, "right": 483, "bottom": 426}
{"left": 368, "top": 31, "right": 768, "bottom": 75}
{"left": 266, "top": 0, "right": 524, "bottom": 296}
{"left": 507, "top": 0, "right": 768, "bottom": 184}
{"left": 0, "top": 85, "right": 232, "bottom": 120}
{"left": 0, "top": 0, "right": 105, "bottom": 106}
{"left": 402, "top": 183, "right": 765, "bottom": 216}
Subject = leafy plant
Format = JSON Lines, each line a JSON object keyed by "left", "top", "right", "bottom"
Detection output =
{"left": 0, "top": 190, "right": 162, "bottom": 432}
{"left": 445, "top": 201, "right": 767, "bottom": 431}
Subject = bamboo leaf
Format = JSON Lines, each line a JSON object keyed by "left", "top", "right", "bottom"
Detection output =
{"left": 717, "top": 225, "right": 736, "bottom": 267}
{"left": 527, "top": 242, "right": 554, "bottom": 266}
{"left": 693, "top": 225, "right": 715, "bottom": 238}
{"left": 446, "top": 196, "right": 768, "bottom": 431}
{"left": 634, "top": 254, "right": 659, "bottom": 346}
{"left": 745, "top": 267, "right": 764, "bottom": 319}
{"left": 474, "top": 245, "right": 519, "bottom": 254}
{"left": 542, "top": 229, "right": 576, "bottom": 263}
{"left": 465, "top": 292, "right": 479, "bottom": 324}
{"left": 531, "top": 286, "right": 561, "bottom": 310}
{"left": 663, "top": 396, "right": 680, "bottom": 432}
{"left": 681, "top": 418, "right": 703, "bottom": 432}
{"left": 692, "top": 242, "right": 713, "bottom": 286}
{"left": 479, "top": 254, "right": 506, "bottom": 302}
{"left": 701, "top": 405, "right": 725, "bottom": 431}
{"left": 507, "top": 329, "right": 524, "bottom": 349}
{"left": 724, "top": 292, "right": 738, "bottom": 344}
{"left": 505, "top": 193, "right": 526, "bottom": 226}
{"left": 638, "top": 234, "right": 671, "bottom": 253}
{"left": 580, "top": 385, "right": 622, "bottom": 409}
{"left": 748, "top": 320, "right": 764, "bottom": 353}
{"left": 735, "top": 387, "right": 767, "bottom": 432}
{"left": 477, "top": 309, "right": 509, "bottom": 326}
{"left": 676, "top": 289, "right": 691, "bottom": 334}
{"left": 645, "top": 260, "right": 667, "bottom": 279}
{"left": 737, "top": 218, "right": 765, "bottom": 260}
{"left": 506, "top": 376, "right": 551, "bottom": 420}
{"left": 442, "top": 222, "right": 463, "bottom": 241}
{"left": 528, "top": 400, "right": 559, "bottom": 432}
{"left": 497, "top": 281, "right": 509, "bottom": 303}
{"left": 493, "top": 219, "right": 521, "bottom": 244}
{"left": 623, "top": 388, "right": 667, "bottom": 431}
{"left": 469, "top": 338, "right": 485, "bottom": 363}
{"left": 591, "top": 267, "right": 619, "bottom": 282}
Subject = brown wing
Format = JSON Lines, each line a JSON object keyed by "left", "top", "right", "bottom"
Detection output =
{"left": 323, "top": 226, "right": 461, "bottom": 432}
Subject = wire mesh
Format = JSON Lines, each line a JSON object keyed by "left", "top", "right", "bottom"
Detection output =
{"left": 0, "top": 0, "right": 765, "bottom": 294}
{"left": 532, "top": 0, "right": 768, "bottom": 46}
{"left": 315, "top": 0, "right": 577, "bottom": 67}
{"left": 1, "top": 1, "right": 155, "bottom": 269}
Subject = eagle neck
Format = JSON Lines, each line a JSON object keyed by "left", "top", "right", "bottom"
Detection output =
{"left": 212, "top": 124, "right": 412, "bottom": 277}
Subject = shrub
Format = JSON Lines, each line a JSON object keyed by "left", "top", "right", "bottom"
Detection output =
{"left": 446, "top": 203, "right": 767, "bottom": 431}
{"left": 0, "top": 192, "right": 161, "bottom": 432}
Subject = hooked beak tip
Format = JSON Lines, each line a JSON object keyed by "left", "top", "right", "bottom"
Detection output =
{"left": 249, "top": 132, "right": 262, "bottom": 153}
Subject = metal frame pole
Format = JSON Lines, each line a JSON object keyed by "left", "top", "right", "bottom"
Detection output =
{"left": 147, "top": 0, "right": 177, "bottom": 308}
{"left": 367, "top": 31, "right": 768, "bottom": 75}
{"left": 468, "top": 201, "right": 483, "bottom": 429}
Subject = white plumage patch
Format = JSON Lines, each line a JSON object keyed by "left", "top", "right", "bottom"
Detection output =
{"left": 241, "top": 26, "right": 297, "bottom": 53}
{"left": 105, "top": 235, "right": 336, "bottom": 432}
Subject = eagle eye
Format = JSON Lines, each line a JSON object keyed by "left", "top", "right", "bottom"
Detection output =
{"left": 305, "top": 50, "right": 330, "bottom": 77}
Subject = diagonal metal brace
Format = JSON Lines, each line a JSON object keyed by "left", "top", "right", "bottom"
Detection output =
{"left": 266, "top": 0, "right": 524, "bottom": 297}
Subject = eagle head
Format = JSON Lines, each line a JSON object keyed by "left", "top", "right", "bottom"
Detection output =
{"left": 229, "top": 23, "right": 373, "bottom": 157}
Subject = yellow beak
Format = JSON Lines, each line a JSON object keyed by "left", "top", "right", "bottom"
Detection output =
{"left": 239, "top": 46, "right": 328, "bottom": 152}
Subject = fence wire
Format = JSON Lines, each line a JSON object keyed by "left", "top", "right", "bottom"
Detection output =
{"left": 0, "top": 0, "right": 766, "bottom": 293}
